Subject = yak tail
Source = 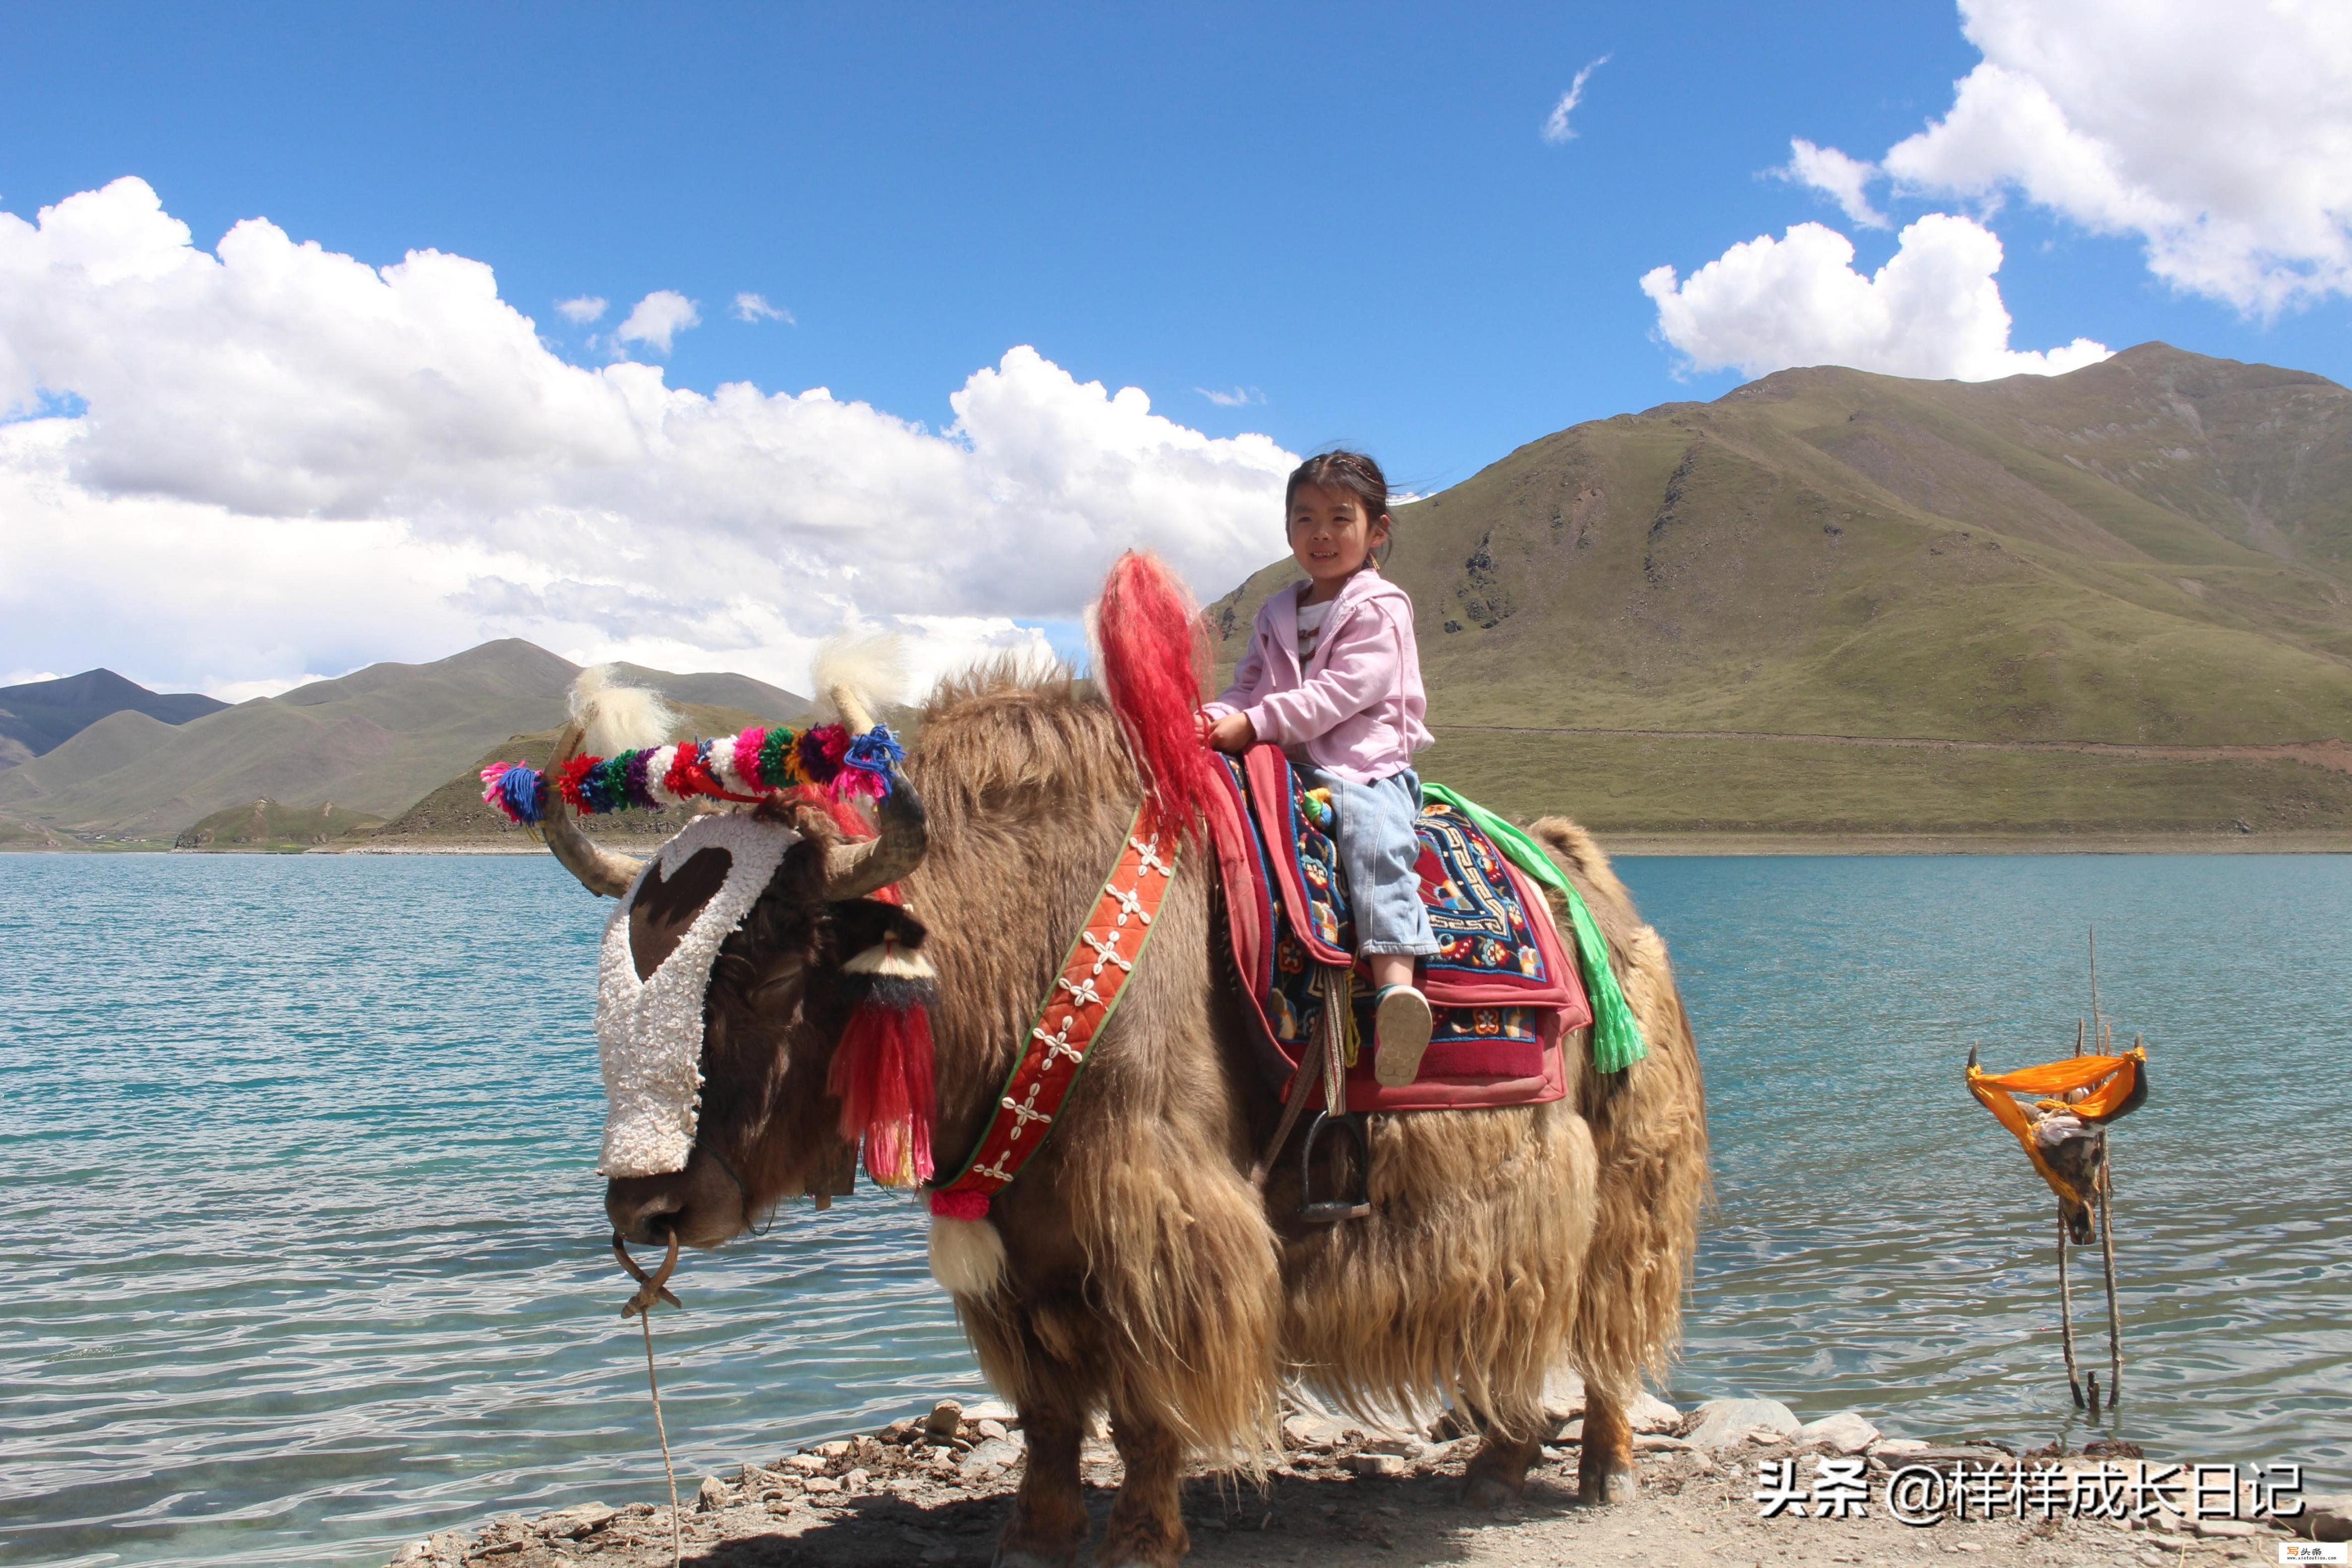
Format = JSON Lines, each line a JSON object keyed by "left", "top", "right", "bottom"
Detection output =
{"left": 1094, "top": 550, "right": 1217, "bottom": 842}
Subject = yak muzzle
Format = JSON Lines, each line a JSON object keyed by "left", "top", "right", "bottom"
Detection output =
{"left": 605, "top": 1155, "right": 746, "bottom": 1248}
{"left": 606, "top": 1174, "right": 690, "bottom": 1247}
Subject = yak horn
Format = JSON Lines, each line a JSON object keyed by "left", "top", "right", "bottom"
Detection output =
{"left": 540, "top": 719, "right": 646, "bottom": 899}
{"left": 830, "top": 683, "right": 874, "bottom": 734}
{"left": 820, "top": 683, "right": 928, "bottom": 900}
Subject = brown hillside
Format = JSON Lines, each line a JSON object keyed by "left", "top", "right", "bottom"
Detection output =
{"left": 173, "top": 800, "right": 386, "bottom": 851}
{"left": 1210, "top": 344, "right": 2352, "bottom": 748}
{"left": 1206, "top": 344, "right": 2352, "bottom": 831}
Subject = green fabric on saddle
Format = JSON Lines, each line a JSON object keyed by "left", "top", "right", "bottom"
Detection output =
{"left": 1417, "top": 781, "right": 1648, "bottom": 1074}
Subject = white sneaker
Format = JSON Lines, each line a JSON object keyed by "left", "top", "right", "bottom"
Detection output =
{"left": 1372, "top": 983, "right": 1434, "bottom": 1088}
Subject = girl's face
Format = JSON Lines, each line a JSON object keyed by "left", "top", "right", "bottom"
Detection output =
{"left": 1287, "top": 483, "right": 1389, "bottom": 597}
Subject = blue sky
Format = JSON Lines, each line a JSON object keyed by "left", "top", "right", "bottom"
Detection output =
{"left": 2, "top": 1, "right": 2345, "bottom": 693}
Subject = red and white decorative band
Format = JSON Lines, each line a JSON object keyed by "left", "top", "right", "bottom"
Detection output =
{"left": 930, "top": 806, "right": 1177, "bottom": 1210}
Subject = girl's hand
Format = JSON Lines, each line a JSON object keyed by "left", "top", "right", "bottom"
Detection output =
{"left": 1204, "top": 711, "right": 1256, "bottom": 754}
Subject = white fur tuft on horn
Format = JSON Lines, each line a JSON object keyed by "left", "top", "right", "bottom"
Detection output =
{"left": 813, "top": 633, "right": 909, "bottom": 723}
{"left": 571, "top": 666, "right": 680, "bottom": 757}
{"left": 927, "top": 1214, "right": 1007, "bottom": 1299}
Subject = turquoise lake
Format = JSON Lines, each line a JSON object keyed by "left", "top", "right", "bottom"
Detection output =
{"left": 4, "top": 851, "right": 2347, "bottom": 1566}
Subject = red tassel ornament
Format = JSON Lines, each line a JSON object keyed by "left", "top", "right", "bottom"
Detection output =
{"left": 1096, "top": 549, "right": 1217, "bottom": 843}
{"left": 829, "top": 933, "right": 939, "bottom": 1187}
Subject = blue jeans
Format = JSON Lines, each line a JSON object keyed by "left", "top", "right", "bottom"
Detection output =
{"left": 1305, "top": 766, "right": 1438, "bottom": 958}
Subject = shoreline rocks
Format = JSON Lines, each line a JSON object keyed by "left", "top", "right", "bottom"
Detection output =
{"left": 1794, "top": 1410, "right": 1881, "bottom": 1454}
{"left": 381, "top": 1384, "right": 2317, "bottom": 1565}
{"left": 1681, "top": 1397, "right": 1802, "bottom": 1449}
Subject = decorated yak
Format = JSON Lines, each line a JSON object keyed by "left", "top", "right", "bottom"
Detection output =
{"left": 505, "top": 555, "right": 1707, "bottom": 1568}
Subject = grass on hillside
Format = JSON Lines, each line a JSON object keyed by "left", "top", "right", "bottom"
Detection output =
{"left": 1417, "top": 731, "right": 2352, "bottom": 835}
{"left": 1211, "top": 346, "right": 2352, "bottom": 764}
{"left": 173, "top": 800, "right": 386, "bottom": 851}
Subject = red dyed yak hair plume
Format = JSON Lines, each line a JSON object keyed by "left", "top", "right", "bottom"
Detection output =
{"left": 1095, "top": 549, "right": 1218, "bottom": 843}
{"left": 829, "top": 911, "right": 938, "bottom": 1188}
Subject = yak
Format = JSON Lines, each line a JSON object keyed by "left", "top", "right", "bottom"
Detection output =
{"left": 540, "top": 561, "right": 1707, "bottom": 1568}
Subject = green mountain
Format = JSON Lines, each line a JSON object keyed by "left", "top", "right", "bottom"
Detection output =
{"left": 173, "top": 800, "right": 386, "bottom": 852}
{"left": 0, "top": 669, "right": 227, "bottom": 767}
{"left": 0, "top": 642, "right": 809, "bottom": 841}
{"left": 1209, "top": 343, "right": 2352, "bottom": 835}
{"left": 361, "top": 701, "right": 777, "bottom": 848}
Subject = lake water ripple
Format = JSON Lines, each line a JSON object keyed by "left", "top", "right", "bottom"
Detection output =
{"left": 3, "top": 851, "right": 2345, "bottom": 1565}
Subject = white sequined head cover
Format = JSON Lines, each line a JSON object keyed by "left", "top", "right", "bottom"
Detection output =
{"left": 596, "top": 812, "right": 798, "bottom": 1177}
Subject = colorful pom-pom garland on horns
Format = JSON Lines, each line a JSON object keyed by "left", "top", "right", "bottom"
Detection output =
{"left": 478, "top": 722, "right": 906, "bottom": 826}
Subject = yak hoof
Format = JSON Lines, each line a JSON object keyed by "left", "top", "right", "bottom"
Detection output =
{"left": 993, "top": 1549, "right": 1079, "bottom": 1568}
{"left": 1461, "top": 1473, "right": 1522, "bottom": 1511}
{"left": 1578, "top": 1467, "right": 1637, "bottom": 1506}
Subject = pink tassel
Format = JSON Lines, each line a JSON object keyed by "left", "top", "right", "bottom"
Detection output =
{"left": 829, "top": 997, "right": 937, "bottom": 1187}
{"left": 479, "top": 762, "right": 518, "bottom": 823}
{"left": 733, "top": 728, "right": 768, "bottom": 790}
{"left": 930, "top": 1189, "right": 988, "bottom": 1221}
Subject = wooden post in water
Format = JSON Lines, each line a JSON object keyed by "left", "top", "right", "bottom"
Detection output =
{"left": 2096, "top": 1171, "right": 2123, "bottom": 1407}
{"left": 2087, "top": 928, "right": 2101, "bottom": 1049}
{"left": 2096, "top": 1045, "right": 2132, "bottom": 1408}
{"left": 2057, "top": 1213, "right": 2085, "bottom": 1409}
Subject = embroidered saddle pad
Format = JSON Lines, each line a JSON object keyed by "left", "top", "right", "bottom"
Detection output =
{"left": 1204, "top": 747, "right": 1588, "bottom": 1113}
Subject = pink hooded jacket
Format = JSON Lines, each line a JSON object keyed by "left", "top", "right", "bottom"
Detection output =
{"left": 1203, "top": 569, "right": 1433, "bottom": 785}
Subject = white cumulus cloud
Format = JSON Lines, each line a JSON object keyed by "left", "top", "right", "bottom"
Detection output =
{"left": 733, "top": 291, "right": 793, "bottom": 324}
{"left": 1881, "top": 0, "right": 2352, "bottom": 314}
{"left": 1780, "top": 139, "right": 1890, "bottom": 229}
{"left": 1196, "top": 386, "right": 1263, "bottom": 407}
{"left": 615, "top": 289, "right": 700, "bottom": 353}
{"left": 0, "top": 178, "right": 1297, "bottom": 697}
{"left": 1541, "top": 56, "right": 1611, "bottom": 145}
{"left": 1640, "top": 213, "right": 2112, "bottom": 381}
{"left": 555, "top": 294, "right": 607, "bottom": 324}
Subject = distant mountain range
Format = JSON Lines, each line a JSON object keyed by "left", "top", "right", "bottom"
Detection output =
{"left": 0, "top": 642, "right": 808, "bottom": 843}
{"left": 1210, "top": 343, "right": 2352, "bottom": 834}
{"left": 0, "top": 669, "right": 227, "bottom": 768}
{"left": 9, "top": 342, "right": 2348, "bottom": 847}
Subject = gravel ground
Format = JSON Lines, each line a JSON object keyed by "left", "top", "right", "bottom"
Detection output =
{"left": 386, "top": 1407, "right": 2321, "bottom": 1568}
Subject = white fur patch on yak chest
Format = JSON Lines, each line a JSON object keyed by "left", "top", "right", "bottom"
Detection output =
{"left": 595, "top": 813, "right": 797, "bottom": 1178}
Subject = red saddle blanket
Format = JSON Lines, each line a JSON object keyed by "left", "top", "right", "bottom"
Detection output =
{"left": 1204, "top": 747, "right": 1587, "bottom": 1113}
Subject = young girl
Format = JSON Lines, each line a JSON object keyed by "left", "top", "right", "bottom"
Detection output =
{"left": 1200, "top": 451, "right": 1437, "bottom": 1088}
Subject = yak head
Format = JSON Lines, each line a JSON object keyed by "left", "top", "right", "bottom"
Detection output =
{"left": 537, "top": 684, "right": 929, "bottom": 1252}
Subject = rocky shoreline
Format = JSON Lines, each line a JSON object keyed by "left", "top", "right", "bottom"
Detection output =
{"left": 382, "top": 1386, "right": 2350, "bottom": 1567}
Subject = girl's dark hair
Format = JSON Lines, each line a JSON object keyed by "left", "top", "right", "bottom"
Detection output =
{"left": 1285, "top": 451, "right": 1394, "bottom": 564}
{"left": 1285, "top": 450, "right": 1389, "bottom": 521}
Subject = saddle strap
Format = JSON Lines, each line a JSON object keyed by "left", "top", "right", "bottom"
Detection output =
{"left": 1249, "top": 963, "right": 1351, "bottom": 1188}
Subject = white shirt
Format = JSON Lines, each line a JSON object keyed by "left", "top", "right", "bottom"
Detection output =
{"left": 1295, "top": 596, "right": 1333, "bottom": 664}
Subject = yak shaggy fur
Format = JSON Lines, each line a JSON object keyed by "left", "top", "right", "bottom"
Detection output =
{"left": 589, "top": 659, "right": 1712, "bottom": 1565}
{"left": 892, "top": 665, "right": 1709, "bottom": 1473}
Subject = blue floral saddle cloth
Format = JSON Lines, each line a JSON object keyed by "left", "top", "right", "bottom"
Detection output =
{"left": 1204, "top": 747, "right": 1587, "bottom": 1110}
